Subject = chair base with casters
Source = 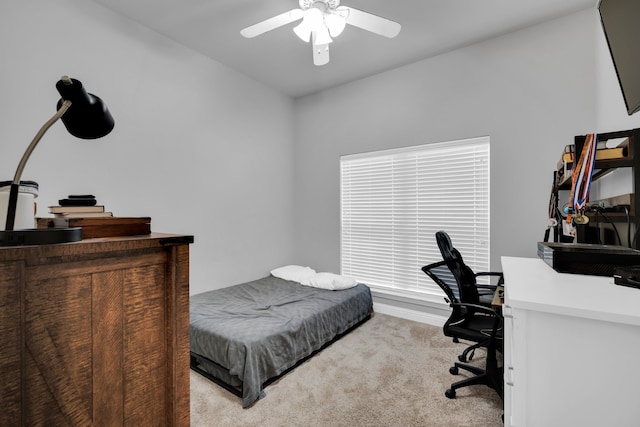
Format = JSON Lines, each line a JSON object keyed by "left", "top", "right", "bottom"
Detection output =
{"left": 442, "top": 307, "right": 503, "bottom": 400}
{"left": 445, "top": 332, "right": 503, "bottom": 400}
{"left": 454, "top": 338, "right": 482, "bottom": 363}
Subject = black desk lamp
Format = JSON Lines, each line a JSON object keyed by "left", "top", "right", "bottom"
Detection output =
{"left": 0, "top": 76, "right": 114, "bottom": 246}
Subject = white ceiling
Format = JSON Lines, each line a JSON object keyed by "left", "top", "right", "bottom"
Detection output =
{"left": 91, "top": 0, "right": 598, "bottom": 98}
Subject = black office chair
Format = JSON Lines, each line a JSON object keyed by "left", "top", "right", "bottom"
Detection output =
{"left": 435, "top": 230, "right": 503, "bottom": 307}
{"left": 434, "top": 230, "right": 503, "bottom": 363}
{"left": 421, "top": 231, "right": 503, "bottom": 400}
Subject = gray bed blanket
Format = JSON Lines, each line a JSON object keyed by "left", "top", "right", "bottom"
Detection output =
{"left": 190, "top": 276, "right": 373, "bottom": 407}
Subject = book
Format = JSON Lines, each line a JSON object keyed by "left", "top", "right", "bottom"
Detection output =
{"left": 564, "top": 138, "right": 608, "bottom": 153}
{"left": 561, "top": 138, "right": 630, "bottom": 164}
{"left": 37, "top": 216, "right": 151, "bottom": 238}
{"left": 49, "top": 205, "right": 105, "bottom": 214}
{"left": 59, "top": 197, "right": 97, "bottom": 206}
{"left": 562, "top": 145, "right": 628, "bottom": 163}
{"left": 53, "top": 211, "right": 114, "bottom": 218}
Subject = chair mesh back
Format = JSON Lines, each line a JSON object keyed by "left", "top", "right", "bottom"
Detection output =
{"left": 423, "top": 262, "right": 475, "bottom": 326}
{"left": 435, "top": 231, "right": 480, "bottom": 305}
{"left": 428, "top": 263, "right": 461, "bottom": 302}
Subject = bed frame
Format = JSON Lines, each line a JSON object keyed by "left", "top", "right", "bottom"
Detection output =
{"left": 190, "top": 314, "right": 370, "bottom": 399}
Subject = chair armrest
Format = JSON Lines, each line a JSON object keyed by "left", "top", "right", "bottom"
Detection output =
{"left": 475, "top": 271, "right": 503, "bottom": 277}
{"left": 475, "top": 271, "right": 504, "bottom": 285}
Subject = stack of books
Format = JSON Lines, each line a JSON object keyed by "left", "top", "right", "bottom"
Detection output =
{"left": 38, "top": 194, "right": 151, "bottom": 238}
{"left": 49, "top": 195, "right": 113, "bottom": 219}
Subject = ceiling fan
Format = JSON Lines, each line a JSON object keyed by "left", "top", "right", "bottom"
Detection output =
{"left": 240, "top": 0, "right": 401, "bottom": 66}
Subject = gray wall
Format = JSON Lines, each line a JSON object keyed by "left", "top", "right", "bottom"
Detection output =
{"left": 292, "top": 10, "right": 600, "bottom": 275}
{"left": 0, "top": 0, "right": 296, "bottom": 295}
{"left": 3, "top": 3, "right": 640, "bottom": 302}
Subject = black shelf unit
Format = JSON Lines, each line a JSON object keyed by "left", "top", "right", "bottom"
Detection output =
{"left": 551, "top": 128, "right": 640, "bottom": 248}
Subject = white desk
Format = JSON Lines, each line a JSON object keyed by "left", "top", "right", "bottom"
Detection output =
{"left": 501, "top": 256, "right": 640, "bottom": 427}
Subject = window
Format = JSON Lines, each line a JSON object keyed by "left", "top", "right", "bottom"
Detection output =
{"left": 340, "top": 136, "right": 490, "bottom": 304}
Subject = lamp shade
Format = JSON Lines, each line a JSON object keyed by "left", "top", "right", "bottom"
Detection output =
{"left": 55, "top": 77, "right": 114, "bottom": 139}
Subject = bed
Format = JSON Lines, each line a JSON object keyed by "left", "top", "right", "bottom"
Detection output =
{"left": 189, "top": 267, "right": 373, "bottom": 408}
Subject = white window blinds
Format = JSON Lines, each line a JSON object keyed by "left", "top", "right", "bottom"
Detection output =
{"left": 340, "top": 136, "right": 490, "bottom": 303}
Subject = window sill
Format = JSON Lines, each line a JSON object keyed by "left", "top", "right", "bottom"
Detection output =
{"left": 367, "top": 285, "right": 451, "bottom": 326}
{"left": 366, "top": 284, "right": 447, "bottom": 307}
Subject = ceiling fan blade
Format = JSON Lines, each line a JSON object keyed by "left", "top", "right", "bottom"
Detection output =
{"left": 240, "top": 9, "right": 304, "bottom": 38}
{"left": 344, "top": 7, "right": 401, "bottom": 38}
{"left": 312, "top": 41, "right": 330, "bottom": 66}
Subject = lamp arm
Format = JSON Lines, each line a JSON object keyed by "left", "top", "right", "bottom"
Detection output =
{"left": 4, "top": 100, "right": 72, "bottom": 231}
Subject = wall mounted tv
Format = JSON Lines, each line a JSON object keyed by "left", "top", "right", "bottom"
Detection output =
{"left": 599, "top": 0, "right": 640, "bottom": 116}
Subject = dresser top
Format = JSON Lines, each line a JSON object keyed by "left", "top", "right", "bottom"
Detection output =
{"left": 0, "top": 233, "right": 193, "bottom": 261}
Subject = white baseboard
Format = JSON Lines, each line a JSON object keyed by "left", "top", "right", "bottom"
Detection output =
{"left": 373, "top": 302, "right": 446, "bottom": 327}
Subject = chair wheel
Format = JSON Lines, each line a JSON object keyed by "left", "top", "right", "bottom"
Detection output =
{"left": 449, "top": 366, "right": 459, "bottom": 375}
{"left": 458, "top": 354, "right": 466, "bottom": 362}
{"left": 445, "top": 388, "right": 456, "bottom": 399}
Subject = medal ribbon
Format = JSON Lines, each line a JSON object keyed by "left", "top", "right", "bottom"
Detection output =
{"left": 567, "top": 133, "right": 597, "bottom": 223}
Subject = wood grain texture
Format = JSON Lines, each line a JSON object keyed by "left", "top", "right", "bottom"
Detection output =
{"left": 93, "top": 269, "right": 124, "bottom": 426}
{"left": 166, "top": 245, "right": 191, "bottom": 426}
{"left": 0, "top": 234, "right": 192, "bottom": 426}
{"left": 124, "top": 263, "right": 166, "bottom": 425}
{"left": 24, "top": 274, "right": 93, "bottom": 425}
{"left": 0, "top": 261, "right": 23, "bottom": 425}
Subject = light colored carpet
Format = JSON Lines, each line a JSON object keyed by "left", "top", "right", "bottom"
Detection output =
{"left": 190, "top": 313, "right": 503, "bottom": 427}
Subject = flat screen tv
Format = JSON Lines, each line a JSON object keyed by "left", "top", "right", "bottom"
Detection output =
{"left": 598, "top": 0, "right": 640, "bottom": 115}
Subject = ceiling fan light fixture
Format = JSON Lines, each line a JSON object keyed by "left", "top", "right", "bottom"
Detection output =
{"left": 313, "top": 25, "right": 333, "bottom": 46}
{"left": 324, "top": 13, "right": 346, "bottom": 37}
{"left": 293, "top": 22, "right": 311, "bottom": 42}
{"left": 293, "top": 8, "right": 323, "bottom": 43}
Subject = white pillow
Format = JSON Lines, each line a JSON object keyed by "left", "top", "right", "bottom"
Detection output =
{"left": 270, "top": 265, "right": 316, "bottom": 282}
{"left": 300, "top": 272, "right": 357, "bottom": 290}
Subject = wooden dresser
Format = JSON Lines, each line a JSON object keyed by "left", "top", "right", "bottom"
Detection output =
{"left": 0, "top": 233, "right": 193, "bottom": 426}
